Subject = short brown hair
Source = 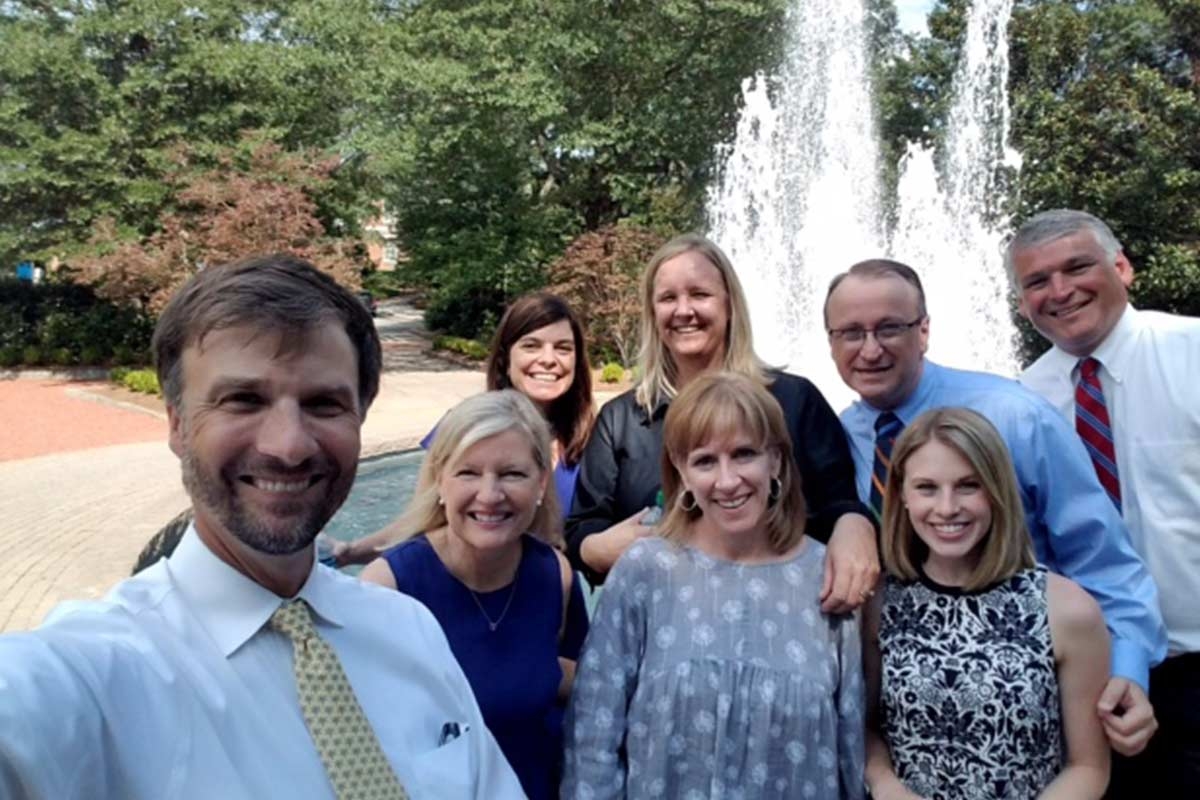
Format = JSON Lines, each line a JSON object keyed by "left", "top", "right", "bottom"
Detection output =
{"left": 153, "top": 254, "right": 382, "bottom": 413}
{"left": 484, "top": 292, "right": 595, "bottom": 465}
{"left": 823, "top": 258, "right": 928, "bottom": 329}
{"left": 659, "top": 372, "right": 805, "bottom": 554}
{"left": 881, "top": 407, "right": 1034, "bottom": 591}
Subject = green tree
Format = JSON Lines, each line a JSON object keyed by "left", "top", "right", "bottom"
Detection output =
{"left": 73, "top": 135, "right": 363, "bottom": 313}
{"left": 878, "top": 0, "right": 1200, "bottom": 360}
{"left": 1008, "top": 0, "right": 1200, "bottom": 333}
{"left": 361, "top": 0, "right": 787, "bottom": 337}
{"left": 0, "top": 0, "right": 377, "bottom": 267}
{"left": 548, "top": 223, "right": 665, "bottom": 366}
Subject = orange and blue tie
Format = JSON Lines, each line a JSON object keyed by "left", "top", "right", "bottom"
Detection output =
{"left": 1075, "top": 358, "right": 1121, "bottom": 512}
{"left": 870, "top": 412, "right": 903, "bottom": 519}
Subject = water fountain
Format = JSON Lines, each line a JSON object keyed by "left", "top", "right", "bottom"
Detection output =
{"left": 708, "top": 0, "right": 1019, "bottom": 410}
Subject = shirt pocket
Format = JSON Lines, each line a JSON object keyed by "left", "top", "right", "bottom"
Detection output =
{"left": 403, "top": 729, "right": 475, "bottom": 799}
{"left": 1128, "top": 439, "right": 1200, "bottom": 522}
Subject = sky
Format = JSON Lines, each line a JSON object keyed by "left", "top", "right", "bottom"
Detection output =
{"left": 896, "top": 0, "right": 936, "bottom": 35}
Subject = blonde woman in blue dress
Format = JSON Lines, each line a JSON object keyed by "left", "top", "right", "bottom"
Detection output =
{"left": 864, "top": 407, "right": 1111, "bottom": 799}
{"left": 563, "top": 372, "right": 864, "bottom": 799}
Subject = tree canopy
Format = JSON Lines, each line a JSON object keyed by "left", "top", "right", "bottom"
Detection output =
{"left": 1, "top": 0, "right": 1195, "bottom": 351}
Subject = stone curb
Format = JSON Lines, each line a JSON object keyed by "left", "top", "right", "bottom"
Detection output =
{"left": 65, "top": 386, "right": 168, "bottom": 421}
{"left": 0, "top": 366, "right": 112, "bottom": 381}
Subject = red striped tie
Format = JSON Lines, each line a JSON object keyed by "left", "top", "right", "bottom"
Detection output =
{"left": 1075, "top": 357, "right": 1121, "bottom": 511}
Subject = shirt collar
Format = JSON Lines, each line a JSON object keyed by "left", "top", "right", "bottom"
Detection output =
{"left": 166, "top": 524, "right": 346, "bottom": 657}
{"left": 853, "top": 358, "right": 938, "bottom": 428}
{"left": 1084, "top": 304, "right": 1137, "bottom": 385}
{"left": 633, "top": 392, "right": 671, "bottom": 426}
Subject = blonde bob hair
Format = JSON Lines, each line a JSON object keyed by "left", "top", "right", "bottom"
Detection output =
{"left": 635, "top": 233, "right": 770, "bottom": 414}
{"left": 659, "top": 372, "right": 806, "bottom": 554}
{"left": 882, "top": 407, "right": 1034, "bottom": 591}
{"left": 391, "top": 390, "right": 562, "bottom": 547}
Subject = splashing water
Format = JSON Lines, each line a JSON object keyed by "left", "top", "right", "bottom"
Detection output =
{"left": 708, "top": 0, "right": 1019, "bottom": 410}
{"left": 892, "top": 0, "right": 1020, "bottom": 379}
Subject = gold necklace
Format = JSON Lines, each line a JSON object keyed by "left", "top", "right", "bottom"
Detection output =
{"left": 469, "top": 581, "right": 518, "bottom": 632}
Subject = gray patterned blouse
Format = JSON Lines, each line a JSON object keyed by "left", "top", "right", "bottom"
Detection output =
{"left": 562, "top": 536, "right": 865, "bottom": 799}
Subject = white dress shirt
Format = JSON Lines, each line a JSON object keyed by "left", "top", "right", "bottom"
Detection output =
{"left": 1022, "top": 305, "right": 1200, "bottom": 655}
{"left": 0, "top": 528, "right": 526, "bottom": 799}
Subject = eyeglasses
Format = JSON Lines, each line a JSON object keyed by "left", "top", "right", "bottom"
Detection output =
{"left": 827, "top": 318, "right": 924, "bottom": 345}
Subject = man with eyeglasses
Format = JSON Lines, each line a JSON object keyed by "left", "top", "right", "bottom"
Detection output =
{"left": 824, "top": 258, "right": 1165, "bottom": 759}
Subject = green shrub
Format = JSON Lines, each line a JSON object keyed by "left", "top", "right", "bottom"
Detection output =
{"left": 0, "top": 278, "right": 154, "bottom": 362}
{"left": 122, "top": 369, "right": 161, "bottom": 395}
{"left": 432, "top": 335, "right": 489, "bottom": 360}
{"left": 49, "top": 347, "right": 75, "bottom": 366}
{"left": 21, "top": 345, "right": 43, "bottom": 366}
{"left": 79, "top": 344, "right": 109, "bottom": 365}
{"left": 600, "top": 362, "right": 625, "bottom": 383}
{"left": 109, "top": 366, "right": 132, "bottom": 383}
{"left": 38, "top": 312, "right": 78, "bottom": 350}
{"left": 111, "top": 345, "right": 136, "bottom": 365}
{"left": 361, "top": 270, "right": 408, "bottom": 299}
{"left": 0, "top": 347, "right": 20, "bottom": 367}
{"left": 0, "top": 307, "right": 27, "bottom": 350}
{"left": 424, "top": 284, "right": 505, "bottom": 341}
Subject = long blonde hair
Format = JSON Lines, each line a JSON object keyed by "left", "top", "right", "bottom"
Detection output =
{"left": 658, "top": 372, "right": 806, "bottom": 554}
{"left": 881, "top": 407, "right": 1034, "bottom": 591}
{"left": 391, "top": 390, "right": 562, "bottom": 547}
{"left": 635, "top": 233, "right": 770, "bottom": 413}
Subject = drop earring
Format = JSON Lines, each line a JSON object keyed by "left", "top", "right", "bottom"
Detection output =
{"left": 768, "top": 476, "right": 782, "bottom": 502}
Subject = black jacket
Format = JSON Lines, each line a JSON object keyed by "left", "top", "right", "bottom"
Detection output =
{"left": 565, "top": 370, "right": 871, "bottom": 583}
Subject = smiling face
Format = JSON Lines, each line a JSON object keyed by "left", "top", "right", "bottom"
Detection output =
{"left": 679, "top": 431, "right": 782, "bottom": 549}
{"left": 652, "top": 251, "right": 730, "bottom": 370}
{"left": 438, "top": 429, "right": 548, "bottom": 555}
{"left": 167, "top": 322, "right": 362, "bottom": 557}
{"left": 506, "top": 319, "right": 576, "bottom": 408}
{"left": 900, "top": 438, "right": 993, "bottom": 584}
{"left": 1012, "top": 230, "right": 1133, "bottom": 357}
{"left": 826, "top": 274, "right": 929, "bottom": 410}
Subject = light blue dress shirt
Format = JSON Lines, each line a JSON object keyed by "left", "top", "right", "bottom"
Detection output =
{"left": 0, "top": 528, "right": 525, "bottom": 799}
{"left": 841, "top": 360, "right": 1167, "bottom": 688}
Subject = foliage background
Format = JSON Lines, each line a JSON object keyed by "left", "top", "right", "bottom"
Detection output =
{"left": 1, "top": 0, "right": 1196, "bottom": 364}
{"left": 895, "top": 0, "right": 1200, "bottom": 360}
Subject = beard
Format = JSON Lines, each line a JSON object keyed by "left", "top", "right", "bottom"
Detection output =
{"left": 180, "top": 449, "right": 354, "bottom": 556}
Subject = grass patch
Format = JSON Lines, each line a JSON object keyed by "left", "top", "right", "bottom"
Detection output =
{"left": 111, "top": 367, "right": 161, "bottom": 395}
{"left": 600, "top": 362, "right": 625, "bottom": 383}
{"left": 433, "top": 335, "right": 488, "bottom": 361}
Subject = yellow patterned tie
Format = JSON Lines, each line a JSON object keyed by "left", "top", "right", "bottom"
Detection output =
{"left": 271, "top": 599, "right": 410, "bottom": 800}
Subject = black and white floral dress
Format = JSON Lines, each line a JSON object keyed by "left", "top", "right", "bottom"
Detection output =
{"left": 879, "top": 567, "right": 1062, "bottom": 800}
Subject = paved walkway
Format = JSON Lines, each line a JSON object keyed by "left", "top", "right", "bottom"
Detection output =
{"left": 0, "top": 299, "right": 484, "bottom": 632}
{"left": 0, "top": 379, "right": 168, "bottom": 461}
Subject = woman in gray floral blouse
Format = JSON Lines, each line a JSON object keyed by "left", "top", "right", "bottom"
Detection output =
{"left": 562, "top": 372, "right": 865, "bottom": 799}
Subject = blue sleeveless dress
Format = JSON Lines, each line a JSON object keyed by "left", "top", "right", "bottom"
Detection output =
{"left": 383, "top": 534, "right": 589, "bottom": 800}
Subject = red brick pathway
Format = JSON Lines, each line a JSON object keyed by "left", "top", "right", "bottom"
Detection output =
{"left": 0, "top": 380, "right": 167, "bottom": 462}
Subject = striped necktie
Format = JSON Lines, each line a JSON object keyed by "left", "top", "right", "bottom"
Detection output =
{"left": 271, "top": 599, "right": 410, "bottom": 800}
{"left": 869, "top": 412, "right": 903, "bottom": 519}
{"left": 1075, "top": 357, "right": 1121, "bottom": 512}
